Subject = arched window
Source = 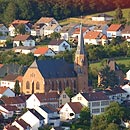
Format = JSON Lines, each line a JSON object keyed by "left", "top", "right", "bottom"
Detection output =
{"left": 74, "top": 80, "right": 77, "bottom": 93}
{"left": 66, "top": 80, "right": 69, "bottom": 87}
{"left": 52, "top": 81, "right": 54, "bottom": 90}
{"left": 58, "top": 81, "right": 62, "bottom": 93}
{"left": 36, "top": 82, "right": 40, "bottom": 90}
{"left": 26, "top": 81, "right": 30, "bottom": 89}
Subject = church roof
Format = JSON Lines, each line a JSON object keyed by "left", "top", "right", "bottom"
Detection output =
{"left": 31, "top": 59, "right": 77, "bottom": 79}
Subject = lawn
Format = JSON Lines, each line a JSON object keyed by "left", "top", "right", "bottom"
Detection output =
{"left": 90, "top": 57, "right": 130, "bottom": 71}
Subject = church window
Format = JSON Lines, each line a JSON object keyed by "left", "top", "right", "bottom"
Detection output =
{"left": 36, "top": 82, "right": 40, "bottom": 90}
{"left": 66, "top": 80, "right": 69, "bottom": 87}
{"left": 58, "top": 81, "right": 62, "bottom": 93}
{"left": 26, "top": 81, "right": 30, "bottom": 89}
{"left": 52, "top": 81, "right": 54, "bottom": 90}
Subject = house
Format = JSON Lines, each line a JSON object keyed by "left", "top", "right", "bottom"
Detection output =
{"left": 20, "top": 109, "right": 44, "bottom": 130}
{"left": 21, "top": 24, "right": 89, "bottom": 95}
{"left": 0, "top": 74, "right": 22, "bottom": 90}
{"left": 0, "top": 105, "right": 17, "bottom": 119}
{"left": 59, "top": 91, "right": 70, "bottom": 107}
{"left": 0, "top": 24, "right": 9, "bottom": 36}
{"left": 98, "top": 59, "right": 125, "bottom": 86}
{"left": 4, "top": 125, "right": 19, "bottom": 130}
{"left": 0, "top": 36, "right": 8, "bottom": 47}
{"left": 60, "top": 102, "right": 83, "bottom": 120}
{"left": 91, "top": 13, "right": 114, "bottom": 21}
{"left": 103, "top": 86, "right": 127, "bottom": 104}
{"left": 13, "top": 34, "right": 35, "bottom": 47}
{"left": 12, "top": 119, "right": 31, "bottom": 130}
{"left": 107, "top": 24, "right": 123, "bottom": 38}
{"left": 31, "top": 17, "right": 59, "bottom": 36}
{"left": 13, "top": 46, "right": 36, "bottom": 54}
{"left": 60, "top": 23, "right": 80, "bottom": 41}
{"left": 0, "top": 86, "right": 15, "bottom": 97}
{"left": 93, "top": 24, "right": 109, "bottom": 35}
{"left": 84, "top": 31, "right": 104, "bottom": 45}
{"left": 126, "top": 70, "right": 130, "bottom": 81}
{"left": 0, "top": 96, "right": 26, "bottom": 109}
{"left": 44, "top": 23, "right": 62, "bottom": 36}
{"left": 9, "top": 20, "right": 32, "bottom": 37}
{"left": 34, "top": 47, "right": 56, "bottom": 57}
{"left": 48, "top": 39, "right": 70, "bottom": 53}
{"left": 122, "top": 83, "right": 130, "bottom": 97}
{"left": 71, "top": 92, "right": 110, "bottom": 115}
{"left": 122, "top": 25, "right": 130, "bottom": 42}
{"left": 26, "top": 91, "right": 59, "bottom": 109}
{"left": 35, "top": 104, "right": 60, "bottom": 127}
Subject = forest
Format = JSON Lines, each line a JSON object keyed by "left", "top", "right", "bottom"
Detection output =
{"left": 1, "top": 0, "right": 130, "bottom": 25}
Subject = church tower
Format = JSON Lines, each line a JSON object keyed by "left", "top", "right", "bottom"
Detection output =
{"left": 74, "top": 23, "right": 88, "bottom": 92}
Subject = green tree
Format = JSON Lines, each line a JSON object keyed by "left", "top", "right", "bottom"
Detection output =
{"left": 105, "top": 123, "right": 119, "bottom": 130}
{"left": 15, "top": 24, "right": 26, "bottom": 35}
{"left": 14, "top": 80, "right": 20, "bottom": 95}
{"left": 115, "top": 7, "right": 123, "bottom": 23}
{"left": 65, "top": 87, "right": 74, "bottom": 98}
{"left": 99, "top": 65, "right": 119, "bottom": 88}
{"left": 50, "top": 32, "right": 61, "bottom": 39}
{"left": 79, "top": 107, "right": 91, "bottom": 126}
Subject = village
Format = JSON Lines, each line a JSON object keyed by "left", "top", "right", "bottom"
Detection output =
{"left": 0, "top": 9, "right": 130, "bottom": 130}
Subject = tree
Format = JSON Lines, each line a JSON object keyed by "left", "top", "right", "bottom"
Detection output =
{"left": 115, "top": 7, "right": 123, "bottom": 23}
{"left": 65, "top": 87, "right": 74, "bottom": 98}
{"left": 79, "top": 107, "right": 91, "bottom": 126}
{"left": 15, "top": 24, "right": 26, "bottom": 35}
{"left": 50, "top": 32, "right": 61, "bottom": 39}
{"left": 14, "top": 80, "right": 20, "bottom": 95}
{"left": 99, "top": 65, "right": 119, "bottom": 88}
{"left": 105, "top": 123, "right": 119, "bottom": 130}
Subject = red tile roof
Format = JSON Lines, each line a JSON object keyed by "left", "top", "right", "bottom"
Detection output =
{"left": 2, "top": 105, "right": 18, "bottom": 111}
{"left": 2, "top": 74, "right": 19, "bottom": 81}
{"left": 107, "top": 24, "right": 122, "bottom": 31}
{"left": 101, "top": 35, "right": 107, "bottom": 39}
{"left": 36, "top": 17, "right": 53, "bottom": 24}
{"left": 12, "top": 20, "right": 29, "bottom": 25}
{"left": 84, "top": 31, "right": 101, "bottom": 39}
{"left": 13, "top": 34, "right": 31, "bottom": 41}
{"left": 68, "top": 102, "right": 83, "bottom": 114}
{"left": 16, "top": 119, "right": 31, "bottom": 129}
{"left": 73, "top": 27, "right": 87, "bottom": 34}
{"left": 35, "top": 91, "right": 59, "bottom": 102}
{"left": 15, "top": 76, "right": 23, "bottom": 82}
{"left": 0, "top": 86, "right": 8, "bottom": 94}
{"left": 34, "top": 47, "right": 49, "bottom": 55}
{"left": 1, "top": 96, "right": 25, "bottom": 104}
{"left": 6, "top": 126, "right": 19, "bottom": 130}
{"left": 0, "top": 64, "right": 3, "bottom": 68}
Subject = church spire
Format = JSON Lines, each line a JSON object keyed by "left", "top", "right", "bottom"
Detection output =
{"left": 76, "top": 23, "right": 85, "bottom": 55}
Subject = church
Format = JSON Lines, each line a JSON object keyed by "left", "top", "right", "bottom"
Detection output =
{"left": 21, "top": 24, "right": 89, "bottom": 94}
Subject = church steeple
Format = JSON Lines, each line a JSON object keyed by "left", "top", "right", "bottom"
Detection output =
{"left": 74, "top": 22, "right": 88, "bottom": 93}
{"left": 76, "top": 23, "right": 85, "bottom": 55}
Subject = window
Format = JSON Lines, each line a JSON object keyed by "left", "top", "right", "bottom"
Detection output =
{"left": 92, "top": 108, "right": 100, "bottom": 113}
{"left": 101, "top": 101, "right": 109, "bottom": 106}
{"left": 36, "top": 82, "right": 40, "bottom": 90}
{"left": 26, "top": 81, "right": 30, "bottom": 89}
{"left": 92, "top": 102, "right": 100, "bottom": 107}
{"left": 101, "top": 108, "right": 104, "bottom": 112}
{"left": 63, "top": 95, "right": 66, "bottom": 98}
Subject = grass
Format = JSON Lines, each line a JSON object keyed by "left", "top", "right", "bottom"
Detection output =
{"left": 59, "top": 8, "right": 130, "bottom": 26}
{"left": 90, "top": 57, "right": 130, "bottom": 71}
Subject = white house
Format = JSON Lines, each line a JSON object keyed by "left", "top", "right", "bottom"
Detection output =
{"left": 44, "top": 24, "right": 62, "bottom": 36}
{"left": 9, "top": 20, "right": 32, "bottom": 37}
{"left": 71, "top": 92, "right": 110, "bottom": 115}
{"left": 12, "top": 119, "right": 31, "bottom": 130}
{"left": 31, "top": 17, "right": 59, "bottom": 36}
{"left": 103, "top": 87, "right": 128, "bottom": 104}
{"left": 60, "top": 23, "right": 80, "bottom": 41}
{"left": 0, "top": 105, "right": 17, "bottom": 119}
{"left": 35, "top": 104, "right": 60, "bottom": 127}
{"left": 91, "top": 13, "right": 114, "bottom": 21}
{"left": 0, "top": 24, "right": 8, "bottom": 36}
{"left": 107, "top": 24, "right": 123, "bottom": 38}
{"left": 122, "top": 83, "right": 130, "bottom": 99}
{"left": 13, "top": 46, "right": 36, "bottom": 54}
{"left": 13, "top": 34, "right": 35, "bottom": 47}
{"left": 26, "top": 91, "right": 59, "bottom": 109}
{"left": 0, "top": 36, "right": 8, "bottom": 47}
{"left": 20, "top": 109, "right": 44, "bottom": 130}
{"left": 0, "top": 86, "right": 15, "bottom": 97}
{"left": 0, "top": 74, "right": 22, "bottom": 90}
{"left": 60, "top": 102, "right": 83, "bottom": 120}
{"left": 126, "top": 70, "right": 130, "bottom": 81}
{"left": 122, "top": 26, "right": 130, "bottom": 42}
{"left": 48, "top": 39, "right": 70, "bottom": 53}
{"left": 34, "top": 47, "right": 56, "bottom": 57}
{"left": 0, "top": 96, "right": 26, "bottom": 110}
{"left": 84, "top": 31, "right": 104, "bottom": 45}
